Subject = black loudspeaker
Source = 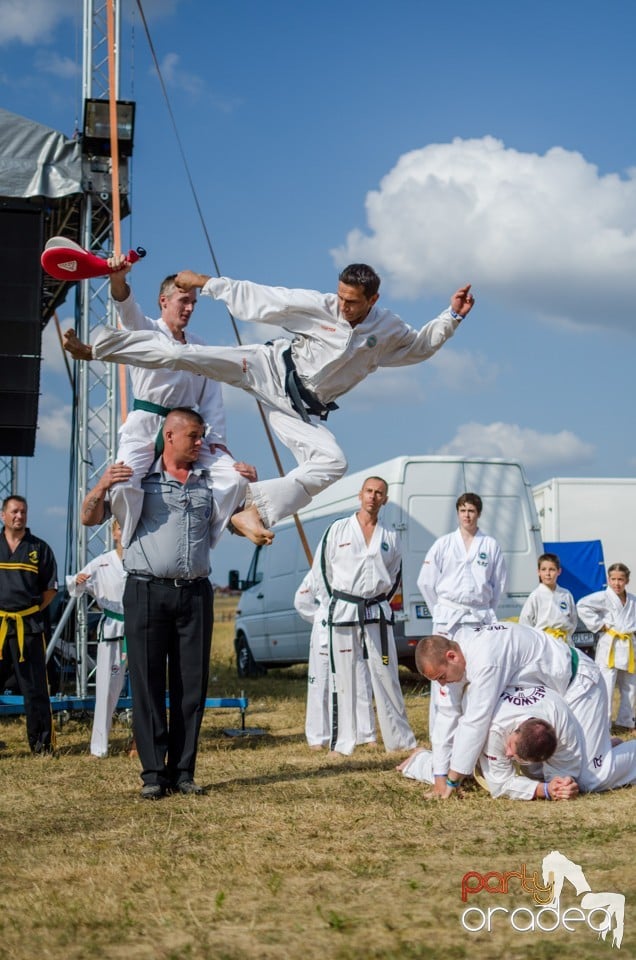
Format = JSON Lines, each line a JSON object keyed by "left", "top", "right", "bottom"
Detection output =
{"left": 0, "top": 205, "right": 43, "bottom": 456}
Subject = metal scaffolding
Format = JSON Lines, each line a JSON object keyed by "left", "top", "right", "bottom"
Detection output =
{"left": 71, "top": 0, "right": 128, "bottom": 696}
{"left": 0, "top": 459, "right": 18, "bottom": 504}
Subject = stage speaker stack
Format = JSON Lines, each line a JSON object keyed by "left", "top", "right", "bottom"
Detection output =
{"left": 0, "top": 203, "right": 43, "bottom": 457}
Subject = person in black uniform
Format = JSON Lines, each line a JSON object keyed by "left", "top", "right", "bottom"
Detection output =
{"left": 0, "top": 495, "right": 58, "bottom": 753}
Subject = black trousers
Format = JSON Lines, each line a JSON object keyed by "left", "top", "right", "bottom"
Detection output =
{"left": 0, "top": 630, "right": 53, "bottom": 751}
{"left": 123, "top": 577, "right": 214, "bottom": 788}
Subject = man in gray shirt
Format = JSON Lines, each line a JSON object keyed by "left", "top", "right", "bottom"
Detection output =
{"left": 83, "top": 407, "right": 218, "bottom": 799}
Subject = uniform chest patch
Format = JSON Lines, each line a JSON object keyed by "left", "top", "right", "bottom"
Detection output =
{"left": 366, "top": 335, "right": 377, "bottom": 348}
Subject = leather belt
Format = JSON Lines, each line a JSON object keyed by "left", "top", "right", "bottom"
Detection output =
{"left": 128, "top": 573, "right": 208, "bottom": 588}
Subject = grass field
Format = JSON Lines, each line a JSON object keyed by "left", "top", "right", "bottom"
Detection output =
{"left": 1, "top": 595, "right": 634, "bottom": 960}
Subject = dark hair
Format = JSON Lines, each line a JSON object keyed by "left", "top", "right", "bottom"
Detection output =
{"left": 338, "top": 263, "right": 381, "bottom": 298}
{"left": 608, "top": 562, "right": 630, "bottom": 579}
{"left": 538, "top": 552, "right": 561, "bottom": 569}
{"left": 456, "top": 492, "right": 483, "bottom": 515}
{"left": 2, "top": 494, "right": 27, "bottom": 511}
{"left": 514, "top": 718, "right": 557, "bottom": 763}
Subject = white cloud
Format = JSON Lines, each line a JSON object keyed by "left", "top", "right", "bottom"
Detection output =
{"left": 34, "top": 49, "right": 80, "bottom": 79}
{"left": 435, "top": 421, "right": 595, "bottom": 470}
{"left": 428, "top": 348, "right": 499, "bottom": 391}
{"left": 333, "top": 136, "right": 636, "bottom": 333}
{"left": 37, "top": 393, "right": 73, "bottom": 450}
{"left": 155, "top": 52, "right": 204, "bottom": 97}
{"left": 0, "top": 0, "right": 77, "bottom": 45}
{"left": 151, "top": 51, "right": 241, "bottom": 112}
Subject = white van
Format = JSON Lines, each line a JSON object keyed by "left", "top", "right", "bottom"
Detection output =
{"left": 232, "top": 455, "right": 543, "bottom": 676}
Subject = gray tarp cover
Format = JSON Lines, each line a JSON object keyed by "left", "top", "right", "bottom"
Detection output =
{"left": 0, "top": 107, "right": 81, "bottom": 199}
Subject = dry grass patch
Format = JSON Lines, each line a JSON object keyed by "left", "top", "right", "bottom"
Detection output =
{"left": 1, "top": 595, "right": 634, "bottom": 959}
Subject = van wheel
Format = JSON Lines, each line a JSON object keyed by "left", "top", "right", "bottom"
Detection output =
{"left": 235, "top": 634, "right": 264, "bottom": 678}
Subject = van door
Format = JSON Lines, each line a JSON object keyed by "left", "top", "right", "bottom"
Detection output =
{"left": 401, "top": 460, "right": 468, "bottom": 637}
{"left": 234, "top": 545, "right": 269, "bottom": 663}
{"left": 462, "top": 461, "right": 542, "bottom": 620}
{"left": 261, "top": 524, "right": 312, "bottom": 664}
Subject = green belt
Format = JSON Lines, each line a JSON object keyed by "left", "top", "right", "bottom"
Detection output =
{"left": 570, "top": 647, "right": 579, "bottom": 684}
{"left": 133, "top": 398, "right": 172, "bottom": 455}
{"left": 100, "top": 609, "right": 126, "bottom": 654}
{"left": 103, "top": 608, "right": 124, "bottom": 622}
{"left": 132, "top": 398, "right": 172, "bottom": 417}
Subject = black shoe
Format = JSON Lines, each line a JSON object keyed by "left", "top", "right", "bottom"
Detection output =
{"left": 173, "top": 779, "right": 205, "bottom": 796}
{"left": 140, "top": 783, "right": 166, "bottom": 800}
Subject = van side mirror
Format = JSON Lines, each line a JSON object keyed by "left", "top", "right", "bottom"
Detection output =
{"left": 228, "top": 569, "right": 240, "bottom": 591}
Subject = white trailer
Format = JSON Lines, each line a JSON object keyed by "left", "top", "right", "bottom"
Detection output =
{"left": 233, "top": 455, "right": 543, "bottom": 676}
{"left": 532, "top": 478, "right": 636, "bottom": 576}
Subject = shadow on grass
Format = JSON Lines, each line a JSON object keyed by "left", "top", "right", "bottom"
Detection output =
{"left": 209, "top": 753, "right": 405, "bottom": 791}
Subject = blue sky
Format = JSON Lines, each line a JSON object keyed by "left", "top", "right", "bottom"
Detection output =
{"left": 1, "top": 0, "right": 635, "bottom": 581}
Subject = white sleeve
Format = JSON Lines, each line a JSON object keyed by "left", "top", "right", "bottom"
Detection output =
{"left": 378, "top": 311, "right": 460, "bottom": 368}
{"left": 430, "top": 681, "right": 464, "bottom": 775}
{"left": 202, "top": 277, "right": 329, "bottom": 331}
{"left": 564, "top": 591, "right": 579, "bottom": 635}
{"left": 450, "top": 666, "right": 508, "bottom": 775}
{"left": 576, "top": 592, "right": 606, "bottom": 632}
{"left": 113, "top": 289, "right": 155, "bottom": 331}
{"left": 417, "top": 545, "right": 440, "bottom": 610}
{"left": 490, "top": 543, "right": 507, "bottom": 609}
{"left": 519, "top": 591, "right": 538, "bottom": 626}
{"left": 294, "top": 571, "right": 320, "bottom": 622}
{"left": 65, "top": 558, "right": 98, "bottom": 599}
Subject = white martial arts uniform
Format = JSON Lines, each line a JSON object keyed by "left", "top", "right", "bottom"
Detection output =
{"left": 107, "top": 289, "right": 248, "bottom": 547}
{"left": 402, "top": 682, "right": 636, "bottom": 796}
{"left": 314, "top": 513, "right": 416, "bottom": 755}
{"left": 432, "top": 622, "right": 609, "bottom": 791}
{"left": 519, "top": 582, "right": 578, "bottom": 645}
{"left": 92, "top": 277, "right": 461, "bottom": 529}
{"left": 67, "top": 550, "right": 127, "bottom": 757}
{"left": 417, "top": 527, "right": 507, "bottom": 736}
{"left": 294, "top": 569, "right": 375, "bottom": 748}
{"left": 577, "top": 588, "right": 636, "bottom": 728}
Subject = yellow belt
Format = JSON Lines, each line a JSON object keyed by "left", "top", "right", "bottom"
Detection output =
{"left": 545, "top": 627, "right": 569, "bottom": 642}
{"left": 607, "top": 628, "right": 635, "bottom": 674}
{"left": 0, "top": 605, "right": 41, "bottom": 662}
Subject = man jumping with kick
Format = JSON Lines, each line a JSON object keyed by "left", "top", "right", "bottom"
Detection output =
{"left": 64, "top": 263, "right": 474, "bottom": 544}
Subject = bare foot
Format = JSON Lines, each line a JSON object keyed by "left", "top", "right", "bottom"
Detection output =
{"left": 308, "top": 744, "right": 326, "bottom": 752}
{"left": 230, "top": 505, "right": 275, "bottom": 546}
{"left": 63, "top": 328, "right": 93, "bottom": 361}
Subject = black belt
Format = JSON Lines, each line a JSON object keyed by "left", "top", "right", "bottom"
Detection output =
{"left": 128, "top": 573, "right": 208, "bottom": 588}
{"left": 330, "top": 590, "right": 392, "bottom": 665}
{"left": 282, "top": 346, "right": 338, "bottom": 423}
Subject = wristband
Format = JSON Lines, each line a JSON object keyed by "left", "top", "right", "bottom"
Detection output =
{"left": 446, "top": 777, "right": 461, "bottom": 789}
{"left": 450, "top": 308, "right": 463, "bottom": 321}
{"left": 543, "top": 782, "right": 551, "bottom": 801}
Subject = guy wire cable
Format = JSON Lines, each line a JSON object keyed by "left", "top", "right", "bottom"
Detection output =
{"left": 134, "top": 0, "right": 313, "bottom": 564}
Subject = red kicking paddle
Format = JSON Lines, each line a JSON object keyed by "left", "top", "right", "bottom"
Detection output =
{"left": 41, "top": 236, "right": 146, "bottom": 280}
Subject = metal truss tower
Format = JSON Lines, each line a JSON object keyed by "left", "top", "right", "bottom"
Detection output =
{"left": 0, "top": 459, "right": 17, "bottom": 505}
{"left": 72, "top": 0, "right": 128, "bottom": 695}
